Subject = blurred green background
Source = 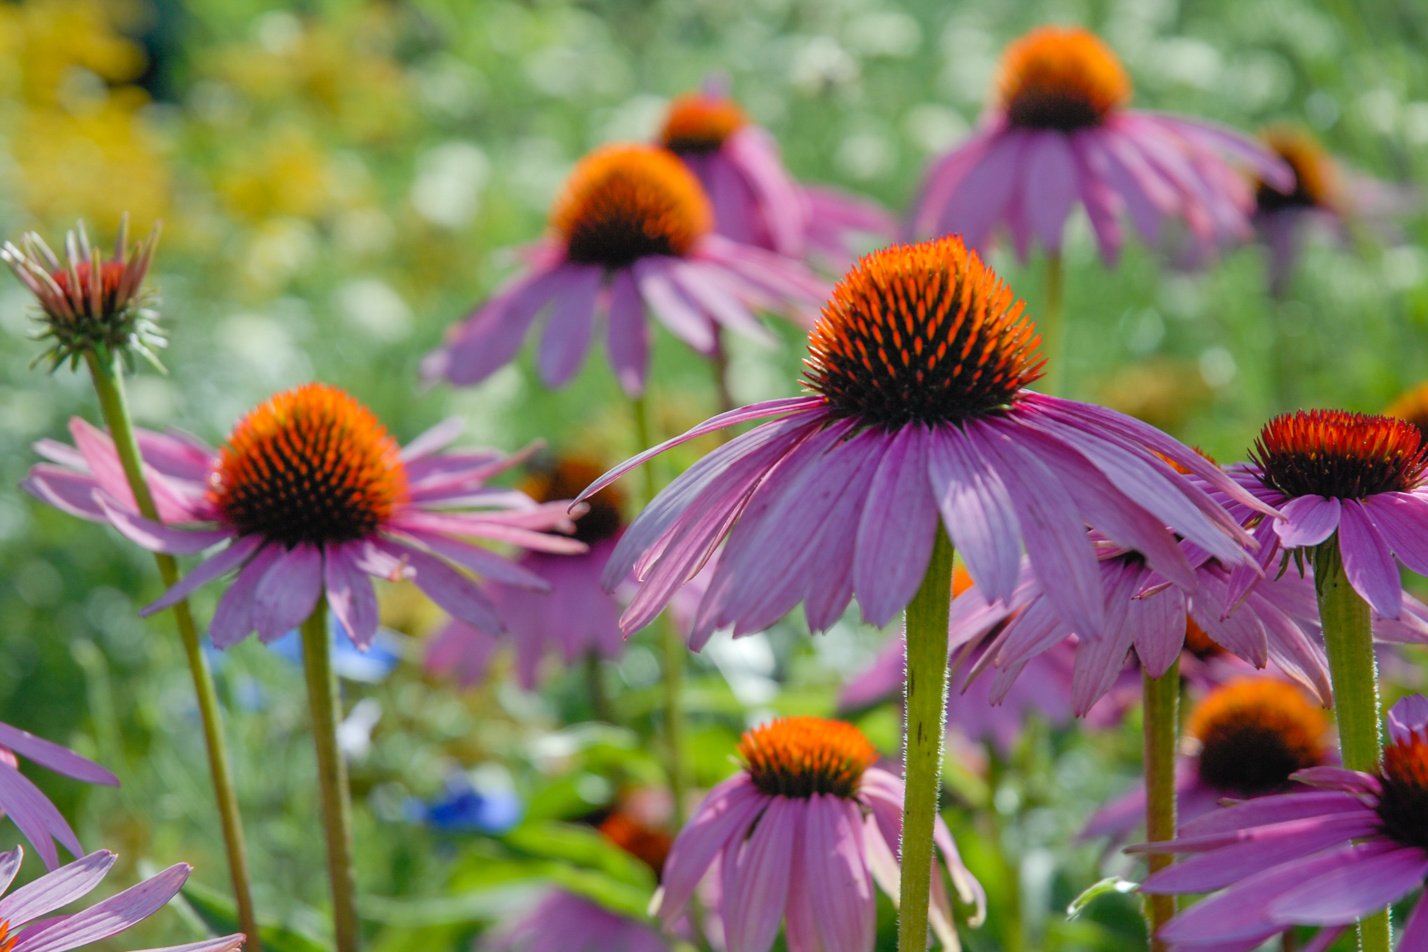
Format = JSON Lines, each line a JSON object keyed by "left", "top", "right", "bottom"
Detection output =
{"left": 0, "top": 0, "right": 1425, "bottom": 948}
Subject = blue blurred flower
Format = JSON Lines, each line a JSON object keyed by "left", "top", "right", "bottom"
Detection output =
{"left": 407, "top": 774, "right": 523, "bottom": 835}
{"left": 265, "top": 620, "right": 403, "bottom": 684}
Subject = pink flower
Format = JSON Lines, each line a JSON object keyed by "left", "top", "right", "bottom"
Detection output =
{"left": 580, "top": 238, "right": 1272, "bottom": 648}
{"left": 24, "top": 384, "right": 583, "bottom": 650}
{"left": 422, "top": 144, "right": 825, "bottom": 397}
{"left": 1134, "top": 694, "right": 1428, "bottom": 949}
{"left": 655, "top": 717, "right": 984, "bottom": 952}
{"left": 0, "top": 722, "right": 117, "bottom": 870}
{"left": 0, "top": 846, "right": 243, "bottom": 951}
{"left": 1222, "top": 409, "right": 1428, "bottom": 619}
{"left": 1083, "top": 677, "right": 1334, "bottom": 844}
{"left": 657, "top": 81, "right": 894, "bottom": 265}
{"left": 910, "top": 26, "right": 1290, "bottom": 266}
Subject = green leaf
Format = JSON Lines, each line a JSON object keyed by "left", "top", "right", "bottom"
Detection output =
{"left": 178, "top": 878, "right": 331, "bottom": 952}
{"left": 1066, "top": 877, "right": 1139, "bottom": 920}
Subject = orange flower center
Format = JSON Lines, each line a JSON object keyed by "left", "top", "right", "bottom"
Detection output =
{"left": 1385, "top": 383, "right": 1428, "bottom": 443}
{"left": 551, "top": 144, "right": 712, "bottom": 268}
{"left": 1183, "top": 615, "right": 1226, "bottom": 659}
{"left": 598, "top": 812, "right": 673, "bottom": 878}
{"left": 1377, "top": 731, "right": 1428, "bottom": 849}
{"left": 1251, "top": 409, "right": 1428, "bottom": 500}
{"left": 523, "top": 457, "right": 625, "bottom": 546}
{"left": 0, "top": 919, "right": 15, "bottom": 952}
{"left": 1187, "top": 678, "right": 1331, "bottom": 795}
{"left": 738, "top": 716, "right": 878, "bottom": 799}
{"left": 50, "top": 260, "right": 129, "bottom": 319}
{"left": 1256, "top": 126, "right": 1337, "bottom": 213}
{"left": 804, "top": 237, "right": 1044, "bottom": 427}
{"left": 209, "top": 383, "right": 408, "bottom": 548}
{"left": 660, "top": 93, "right": 749, "bottom": 154}
{"left": 998, "top": 27, "right": 1131, "bottom": 130}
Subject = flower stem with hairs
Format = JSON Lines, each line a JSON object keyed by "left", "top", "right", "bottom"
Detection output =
{"left": 899, "top": 530, "right": 955, "bottom": 952}
{"left": 1043, "top": 252, "right": 1066, "bottom": 395}
{"left": 83, "top": 349, "right": 262, "bottom": 950}
{"left": 301, "top": 599, "right": 361, "bottom": 952}
{"left": 1143, "top": 658, "right": 1181, "bottom": 952}
{"left": 1314, "top": 539, "right": 1390, "bottom": 952}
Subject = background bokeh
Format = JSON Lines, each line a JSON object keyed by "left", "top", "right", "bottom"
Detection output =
{"left": 1, "top": 0, "right": 1426, "bottom": 948}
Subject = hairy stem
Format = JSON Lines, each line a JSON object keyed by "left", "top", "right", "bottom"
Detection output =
{"left": 1143, "top": 659, "right": 1181, "bottom": 952}
{"left": 85, "top": 351, "right": 262, "bottom": 948}
{"left": 898, "top": 530, "right": 955, "bottom": 951}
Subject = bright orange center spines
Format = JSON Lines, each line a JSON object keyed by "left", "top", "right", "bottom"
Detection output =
{"left": 1251, "top": 409, "right": 1428, "bottom": 500}
{"left": 660, "top": 93, "right": 749, "bottom": 153}
{"left": 210, "top": 383, "right": 408, "bottom": 548}
{"left": 997, "top": 26, "right": 1131, "bottom": 130}
{"left": 550, "top": 144, "right": 712, "bottom": 267}
{"left": 804, "top": 237, "right": 1044, "bottom": 427}
{"left": 738, "top": 716, "right": 878, "bottom": 800}
{"left": 523, "top": 456, "right": 625, "bottom": 545}
{"left": 1187, "top": 678, "right": 1330, "bottom": 795}
{"left": 1256, "top": 126, "right": 1338, "bottom": 212}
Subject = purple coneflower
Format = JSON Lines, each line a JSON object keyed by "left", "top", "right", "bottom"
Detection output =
{"left": 24, "top": 384, "right": 582, "bottom": 650}
{"left": 1135, "top": 694, "right": 1428, "bottom": 949}
{"left": 1252, "top": 125, "right": 1416, "bottom": 296}
{"left": 422, "top": 143, "right": 824, "bottom": 397}
{"left": 1223, "top": 409, "right": 1428, "bottom": 619}
{"left": 654, "top": 717, "right": 984, "bottom": 952}
{"left": 483, "top": 810, "right": 673, "bottom": 952}
{"left": 579, "top": 236, "right": 1270, "bottom": 644}
{"left": 425, "top": 457, "right": 627, "bottom": 689}
{"left": 961, "top": 535, "right": 1341, "bottom": 715}
{"left": 658, "top": 83, "right": 894, "bottom": 265}
{"left": 0, "top": 846, "right": 243, "bottom": 951}
{"left": 1084, "top": 677, "right": 1333, "bottom": 843}
{"left": 910, "top": 26, "right": 1289, "bottom": 266}
{"left": 0, "top": 722, "right": 118, "bottom": 870}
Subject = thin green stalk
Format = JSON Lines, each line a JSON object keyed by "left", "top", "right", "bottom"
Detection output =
{"left": 709, "top": 329, "right": 736, "bottom": 422}
{"left": 585, "top": 653, "right": 614, "bottom": 723}
{"left": 83, "top": 350, "right": 261, "bottom": 949}
{"left": 300, "top": 600, "right": 361, "bottom": 952}
{"left": 898, "top": 530, "right": 955, "bottom": 952}
{"left": 1143, "top": 659, "right": 1181, "bottom": 952}
{"left": 1314, "top": 540, "right": 1390, "bottom": 952}
{"left": 630, "top": 395, "right": 688, "bottom": 826}
{"left": 1043, "top": 252, "right": 1067, "bottom": 395}
{"left": 985, "top": 752, "right": 1025, "bottom": 952}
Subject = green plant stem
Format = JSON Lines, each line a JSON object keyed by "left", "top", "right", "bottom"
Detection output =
{"left": 898, "top": 530, "right": 955, "bottom": 952}
{"left": 630, "top": 395, "right": 688, "bottom": 826}
{"left": 300, "top": 600, "right": 361, "bottom": 952}
{"left": 1043, "top": 252, "right": 1067, "bottom": 395}
{"left": 84, "top": 351, "right": 262, "bottom": 950}
{"left": 985, "top": 752, "right": 1025, "bottom": 952}
{"left": 1143, "top": 659, "right": 1181, "bottom": 952}
{"left": 709, "top": 330, "right": 736, "bottom": 421}
{"left": 1314, "top": 540, "right": 1390, "bottom": 952}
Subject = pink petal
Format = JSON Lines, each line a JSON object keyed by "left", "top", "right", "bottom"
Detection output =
{"left": 805, "top": 797, "right": 873, "bottom": 952}
{"left": 1267, "top": 843, "right": 1428, "bottom": 923}
{"left": 325, "top": 544, "right": 379, "bottom": 649}
{"left": 926, "top": 424, "right": 1022, "bottom": 604}
{"left": 250, "top": 545, "right": 325, "bottom": 643}
{"left": 1361, "top": 492, "right": 1428, "bottom": 577}
{"left": 0, "top": 762, "right": 82, "bottom": 870}
{"left": 0, "top": 724, "right": 116, "bottom": 787}
{"left": 18, "top": 862, "right": 190, "bottom": 952}
{"left": 141, "top": 536, "right": 263, "bottom": 617}
{"left": 606, "top": 269, "right": 649, "bottom": 397}
{"left": 656, "top": 778, "right": 764, "bottom": 926}
{"left": 1023, "top": 131, "right": 1080, "bottom": 250}
{"left": 720, "top": 797, "right": 796, "bottom": 952}
{"left": 1275, "top": 495, "right": 1342, "bottom": 548}
{"left": 535, "top": 265, "right": 602, "bottom": 388}
{"left": 0, "top": 849, "right": 114, "bottom": 925}
{"left": 1337, "top": 501, "right": 1402, "bottom": 617}
{"left": 853, "top": 425, "right": 937, "bottom": 627}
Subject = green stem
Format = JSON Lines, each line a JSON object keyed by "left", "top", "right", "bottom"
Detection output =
{"left": 586, "top": 653, "right": 614, "bottom": 724}
{"left": 83, "top": 351, "right": 262, "bottom": 950}
{"left": 300, "top": 601, "right": 361, "bottom": 952}
{"left": 709, "top": 330, "right": 736, "bottom": 422}
{"left": 630, "top": 395, "right": 688, "bottom": 826}
{"left": 1043, "top": 252, "right": 1067, "bottom": 395}
{"left": 985, "top": 753, "right": 1025, "bottom": 952}
{"left": 1314, "top": 540, "right": 1390, "bottom": 952}
{"left": 898, "top": 530, "right": 955, "bottom": 952}
{"left": 1143, "top": 659, "right": 1181, "bottom": 952}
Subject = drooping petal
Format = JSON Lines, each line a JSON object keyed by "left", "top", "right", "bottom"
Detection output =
{"left": 926, "top": 425, "right": 1022, "bottom": 604}
{"left": 1276, "top": 495, "right": 1342, "bottom": 549}
{"left": 1360, "top": 492, "right": 1428, "bottom": 577}
{"left": 535, "top": 265, "right": 603, "bottom": 388}
{"left": 656, "top": 777, "right": 765, "bottom": 926}
{"left": 1266, "top": 843, "right": 1428, "bottom": 924}
{"left": 325, "top": 543, "right": 380, "bottom": 649}
{"left": 853, "top": 425, "right": 937, "bottom": 627}
{"left": 0, "top": 724, "right": 116, "bottom": 787}
{"left": 804, "top": 796, "right": 874, "bottom": 952}
{"left": 719, "top": 796, "right": 796, "bottom": 952}
{"left": 250, "top": 545, "right": 325, "bottom": 643}
{"left": 0, "top": 762, "right": 83, "bottom": 870}
{"left": 141, "top": 536, "right": 263, "bottom": 618}
{"left": 1336, "top": 501, "right": 1402, "bottom": 617}
{"left": 0, "top": 850, "right": 114, "bottom": 926}
{"left": 17, "top": 862, "right": 191, "bottom": 952}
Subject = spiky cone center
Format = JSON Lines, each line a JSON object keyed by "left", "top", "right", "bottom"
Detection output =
{"left": 803, "top": 237, "right": 1044, "bottom": 428}
{"left": 660, "top": 93, "right": 749, "bottom": 153}
{"left": 0, "top": 919, "right": 15, "bottom": 952}
{"left": 1376, "top": 731, "right": 1428, "bottom": 850}
{"left": 998, "top": 26, "right": 1131, "bottom": 130}
{"left": 1251, "top": 409, "right": 1428, "bottom": 500}
{"left": 738, "top": 717, "right": 878, "bottom": 800}
{"left": 550, "top": 144, "right": 713, "bottom": 268}
{"left": 523, "top": 457, "right": 625, "bottom": 545}
{"left": 209, "top": 383, "right": 408, "bottom": 548}
{"left": 1187, "top": 678, "right": 1331, "bottom": 795}
{"left": 1385, "top": 383, "right": 1428, "bottom": 443}
{"left": 598, "top": 812, "right": 673, "bottom": 878}
{"left": 1256, "top": 126, "right": 1338, "bottom": 213}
